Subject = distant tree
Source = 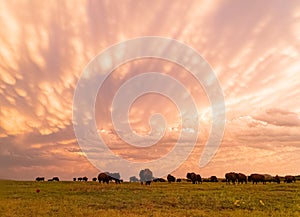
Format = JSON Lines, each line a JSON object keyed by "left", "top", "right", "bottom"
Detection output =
{"left": 129, "top": 176, "right": 139, "bottom": 182}
{"left": 139, "top": 169, "right": 153, "bottom": 185}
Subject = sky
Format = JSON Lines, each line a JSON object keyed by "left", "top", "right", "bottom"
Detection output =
{"left": 0, "top": 0, "right": 299, "bottom": 181}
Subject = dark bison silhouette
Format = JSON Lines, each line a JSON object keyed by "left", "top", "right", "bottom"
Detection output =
{"left": 35, "top": 177, "right": 45, "bottom": 181}
{"left": 263, "top": 174, "right": 274, "bottom": 183}
{"left": 82, "top": 176, "right": 88, "bottom": 182}
{"left": 248, "top": 174, "right": 265, "bottom": 184}
{"left": 153, "top": 178, "right": 166, "bottom": 182}
{"left": 92, "top": 177, "right": 97, "bottom": 182}
{"left": 237, "top": 173, "right": 247, "bottom": 184}
{"left": 139, "top": 169, "right": 153, "bottom": 185}
{"left": 225, "top": 172, "right": 237, "bottom": 184}
{"left": 52, "top": 177, "right": 59, "bottom": 181}
{"left": 167, "top": 174, "right": 176, "bottom": 183}
{"left": 284, "top": 175, "right": 296, "bottom": 183}
{"left": 210, "top": 176, "right": 218, "bottom": 182}
{"left": 186, "top": 172, "right": 196, "bottom": 184}
{"left": 107, "top": 172, "right": 121, "bottom": 184}
{"left": 187, "top": 172, "right": 202, "bottom": 184}
{"left": 78, "top": 177, "right": 82, "bottom": 181}
{"left": 274, "top": 175, "right": 280, "bottom": 184}
{"left": 98, "top": 173, "right": 111, "bottom": 184}
{"left": 176, "top": 178, "right": 182, "bottom": 183}
{"left": 98, "top": 172, "right": 121, "bottom": 184}
{"left": 73, "top": 178, "right": 76, "bottom": 181}
{"left": 196, "top": 174, "right": 202, "bottom": 184}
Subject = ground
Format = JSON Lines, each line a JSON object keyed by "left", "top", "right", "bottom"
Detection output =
{"left": 0, "top": 180, "right": 299, "bottom": 217}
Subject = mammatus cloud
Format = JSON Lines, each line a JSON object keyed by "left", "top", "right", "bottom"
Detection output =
{"left": 0, "top": 0, "right": 299, "bottom": 180}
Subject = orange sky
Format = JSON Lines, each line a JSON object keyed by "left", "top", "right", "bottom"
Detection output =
{"left": 0, "top": 0, "right": 299, "bottom": 180}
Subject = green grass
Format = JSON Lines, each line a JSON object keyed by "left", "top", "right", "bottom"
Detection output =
{"left": 0, "top": 180, "right": 299, "bottom": 217}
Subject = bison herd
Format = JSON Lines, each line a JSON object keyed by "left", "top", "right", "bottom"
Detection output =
{"left": 35, "top": 176, "right": 59, "bottom": 182}
{"left": 35, "top": 171, "right": 297, "bottom": 185}
{"left": 224, "top": 172, "right": 296, "bottom": 184}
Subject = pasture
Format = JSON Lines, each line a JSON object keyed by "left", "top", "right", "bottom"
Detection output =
{"left": 0, "top": 180, "right": 299, "bottom": 217}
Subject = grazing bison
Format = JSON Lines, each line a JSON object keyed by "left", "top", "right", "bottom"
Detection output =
{"left": 284, "top": 175, "right": 296, "bottom": 183}
{"left": 35, "top": 177, "right": 45, "bottom": 182}
{"left": 145, "top": 181, "right": 152, "bottom": 185}
{"left": 73, "top": 178, "right": 76, "bottom": 181}
{"left": 210, "top": 176, "right": 218, "bottom": 182}
{"left": 98, "top": 173, "right": 111, "bottom": 184}
{"left": 237, "top": 173, "right": 247, "bottom": 184}
{"left": 196, "top": 174, "right": 202, "bottom": 184}
{"left": 153, "top": 178, "right": 166, "bottom": 182}
{"left": 139, "top": 169, "right": 153, "bottom": 185}
{"left": 248, "top": 174, "right": 265, "bottom": 184}
{"left": 176, "top": 179, "right": 182, "bottom": 183}
{"left": 263, "top": 174, "right": 274, "bottom": 183}
{"left": 82, "top": 176, "right": 88, "bottom": 182}
{"left": 78, "top": 177, "right": 82, "bottom": 181}
{"left": 52, "top": 177, "right": 59, "bottom": 181}
{"left": 107, "top": 172, "right": 121, "bottom": 184}
{"left": 167, "top": 174, "right": 176, "bottom": 183}
{"left": 98, "top": 173, "right": 121, "bottom": 184}
{"left": 111, "top": 177, "right": 121, "bottom": 184}
{"left": 225, "top": 172, "right": 238, "bottom": 184}
{"left": 92, "top": 177, "right": 97, "bottom": 182}
{"left": 274, "top": 175, "right": 280, "bottom": 184}
{"left": 186, "top": 172, "right": 197, "bottom": 184}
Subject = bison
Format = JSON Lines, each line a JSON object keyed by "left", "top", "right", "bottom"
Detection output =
{"left": 73, "top": 178, "right": 76, "bottom": 181}
{"left": 225, "top": 172, "right": 237, "bottom": 184}
{"left": 92, "top": 177, "right": 97, "bottom": 182}
{"left": 284, "top": 175, "right": 296, "bottom": 183}
{"left": 210, "top": 176, "right": 218, "bottom": 182}
{"left": 82, "top": 176, "right": 88, "bottom": 182}
{"left": 153, "top": 178, "right": 166, "bottom": 182}
{"left": 98, "top": 172, "right": 121, "bottom": 184}
{"left": 274, "top": 175, "right": 280, "bottom": 184}
{"left": 186, "top": 172, "right": 197, "bottom": 184}
{"left": 248, "top": 174, "right": 265, "bottom": 184}
{"left": 35, "top": 177, "right": 45, "bottom": 182}
{"left": 167, "top": 174, "right": 176, "bottom": 183}
{"left": 111, "top": 177, "right": 121, "bottom": 184}
{"left": 107, "top": 172, "right": 121, "bottom": 184}
{"left": 263, "top": 174, "right": 274, "bottom": 183}
{"left": 237, "top": 173, "right": 247, "bottom": 184}
{"left": 98, "top": 172, "right": 111, "bottom": 184}
{"left": 52, "top": 177, "right": 59, "bottom": 181}
{"left": 196, "top": 174, "right": 202, "bottom": 184}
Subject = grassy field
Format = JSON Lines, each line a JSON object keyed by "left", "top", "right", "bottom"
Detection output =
{"left": 0, "top": 180, "right": 299, "bottom": 217}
